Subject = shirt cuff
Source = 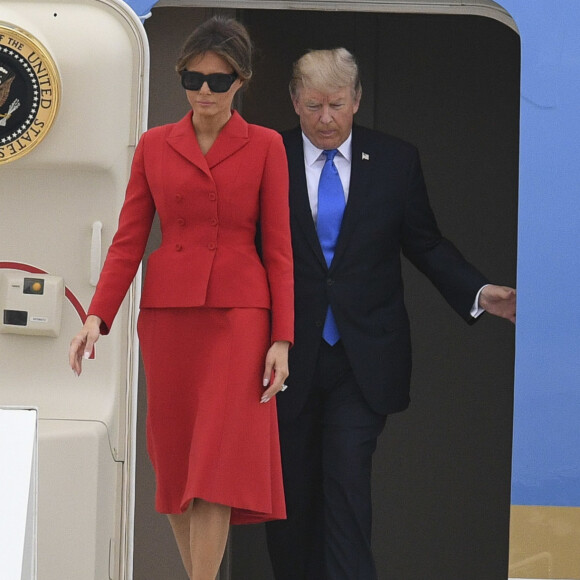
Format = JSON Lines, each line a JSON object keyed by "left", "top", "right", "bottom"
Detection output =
{"left": 470, "top": 285, "right": 489, "bottom": 318}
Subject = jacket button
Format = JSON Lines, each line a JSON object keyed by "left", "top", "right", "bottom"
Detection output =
{"left": 327, "top": 278, "right": 334, "bottom": 286}
{"left": 208, "top": 192, "right": 217, "bottom": 201}
{"left": 175, "top": 243, "right": 183, "bottom": 251}
{"left": 210, "top": 217, "right": 218, "bottom": 226}
{"left": 208, "top": 242, "right": 216, "bottom": 250}
{"left": 177, "top": 218, "right": 185, "bottom": 226}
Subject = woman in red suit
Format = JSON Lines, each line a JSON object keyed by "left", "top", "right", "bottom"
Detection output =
{"left": 69, "top": 17, "right": 293, "bottom": 580}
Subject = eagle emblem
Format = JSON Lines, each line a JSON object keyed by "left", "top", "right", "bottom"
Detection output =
{"left": 0, "top": 66, "right": 20, "bottom": 127}
{"left": 0, "top": 23, "right": 60, "bottom": 163}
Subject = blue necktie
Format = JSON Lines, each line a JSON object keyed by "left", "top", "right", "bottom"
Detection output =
{"left": 317, "top": 149, "right": 345, "bottom": 345}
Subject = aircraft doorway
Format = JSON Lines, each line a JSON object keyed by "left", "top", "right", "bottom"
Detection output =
{"left": 136, "top": 6, "right": 518, "bottom": 579}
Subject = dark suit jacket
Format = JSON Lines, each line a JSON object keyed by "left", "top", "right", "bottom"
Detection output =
{"left": 280, "top": 125, "right": 488, "bottom": 423}
{"left": 89, "top": 111, "right": 294, "bottom": 343}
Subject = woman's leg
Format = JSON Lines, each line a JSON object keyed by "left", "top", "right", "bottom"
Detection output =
{"left": 168, "top": 499, "right": 231, "bottom": 580}
{"left": 168, "top": 502, "right": 195, "bottom": 577}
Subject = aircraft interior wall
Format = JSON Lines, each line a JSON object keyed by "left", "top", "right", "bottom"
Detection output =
{"left": 135, "top": 7, "right": 518, "bottom": 579}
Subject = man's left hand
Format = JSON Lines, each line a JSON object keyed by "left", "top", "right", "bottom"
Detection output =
{"left": 479, "top": 285, "right": 516, "bottom": 324}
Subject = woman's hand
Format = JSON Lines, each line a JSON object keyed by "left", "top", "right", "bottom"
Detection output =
{"left": 69, "top": 315, "right": 103, "bottom": 376}
{"left": 261, "top": 340, "right": 291, "bottom": 403}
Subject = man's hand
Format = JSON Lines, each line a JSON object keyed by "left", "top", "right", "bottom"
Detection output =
{"left": 479, "top": 285, "right": 516, "bottom": 324}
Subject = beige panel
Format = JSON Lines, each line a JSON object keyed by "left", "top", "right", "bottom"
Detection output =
{"left": 0, "top": 0, "right": 145, "bottom": 459}
{"left": 37, "top": 420, "right": 120, "bottom": 579}
{"left": 0, "top": 1, "right": 147, "bottom": 579}
{"left": 509, "top": 505, "right": 580, "bottom": 579}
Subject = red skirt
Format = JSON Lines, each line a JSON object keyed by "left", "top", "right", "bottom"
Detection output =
{"left": 137, "top": 306, "right": 286, "bottom": 524}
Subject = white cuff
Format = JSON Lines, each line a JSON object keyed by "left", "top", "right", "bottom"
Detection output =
{"left": 470, "top": 284, "right": 489, "bottom": 318}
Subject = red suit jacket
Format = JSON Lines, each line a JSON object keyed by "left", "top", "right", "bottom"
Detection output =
{"left": 89, "top": 110, "right": 294, "bottom": 344}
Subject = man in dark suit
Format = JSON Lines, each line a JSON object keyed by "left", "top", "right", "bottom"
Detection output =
{"left": 265, "top": 48, "right": 516, "bottom": 579}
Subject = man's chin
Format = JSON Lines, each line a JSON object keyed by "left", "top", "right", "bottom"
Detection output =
{"left": 313, "top": 134, "right": 341, "bottom": 150}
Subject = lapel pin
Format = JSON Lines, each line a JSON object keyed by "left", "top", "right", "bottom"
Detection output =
{"left": 362, "top": 152, "right": 370, "bottom": 161}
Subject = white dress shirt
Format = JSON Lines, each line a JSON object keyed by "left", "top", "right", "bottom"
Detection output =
{"left": 302, "top": 132, "right": 352, "bottom": 223}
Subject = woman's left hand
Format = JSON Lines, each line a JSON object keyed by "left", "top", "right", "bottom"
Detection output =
{"left": 261, "top": 340, "right": 291, "bottom": 403}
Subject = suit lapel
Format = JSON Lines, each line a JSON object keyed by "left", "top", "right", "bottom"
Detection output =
{"left": 205, "top": 110, "right": 249, "bottom": 169}
{"left": 331, "top": 126, "right": 373, "bottom": 269}
{"left": 284, "top": 128, "right": 327, "bottom": 269}
{"left": 166, "top": 112, "right": 211, "bottom": 178}
{"left": 165, "top": 110, "right": 249, "bottom": 177}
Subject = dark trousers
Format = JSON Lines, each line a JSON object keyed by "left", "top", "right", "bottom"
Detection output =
{"left": 266, "top": 340, "right": 387, "bottom": 580}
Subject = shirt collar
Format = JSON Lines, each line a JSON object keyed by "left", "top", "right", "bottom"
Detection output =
{"left": 302, "top": 132, "right": 353, "bottom": 167}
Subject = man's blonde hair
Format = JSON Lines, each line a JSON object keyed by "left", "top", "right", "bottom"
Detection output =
{"left": 289, "top": 48, "right": 362, "bottom": 101}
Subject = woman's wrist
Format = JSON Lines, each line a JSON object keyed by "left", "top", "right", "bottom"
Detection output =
{"left": 85, "top": 314, "right": 103, "bottom": 326}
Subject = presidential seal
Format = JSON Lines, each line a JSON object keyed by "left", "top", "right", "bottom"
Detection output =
{"left": 0, "top": 22, "right": 60, "bottom": 164}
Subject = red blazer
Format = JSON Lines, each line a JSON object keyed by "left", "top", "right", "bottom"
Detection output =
{"left": 89, "top": 111, "right": 294, "bottom": 343}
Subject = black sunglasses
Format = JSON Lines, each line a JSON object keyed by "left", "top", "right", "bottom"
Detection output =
{"left": 180, "top": 70, "right": 238, "bottom": 93}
